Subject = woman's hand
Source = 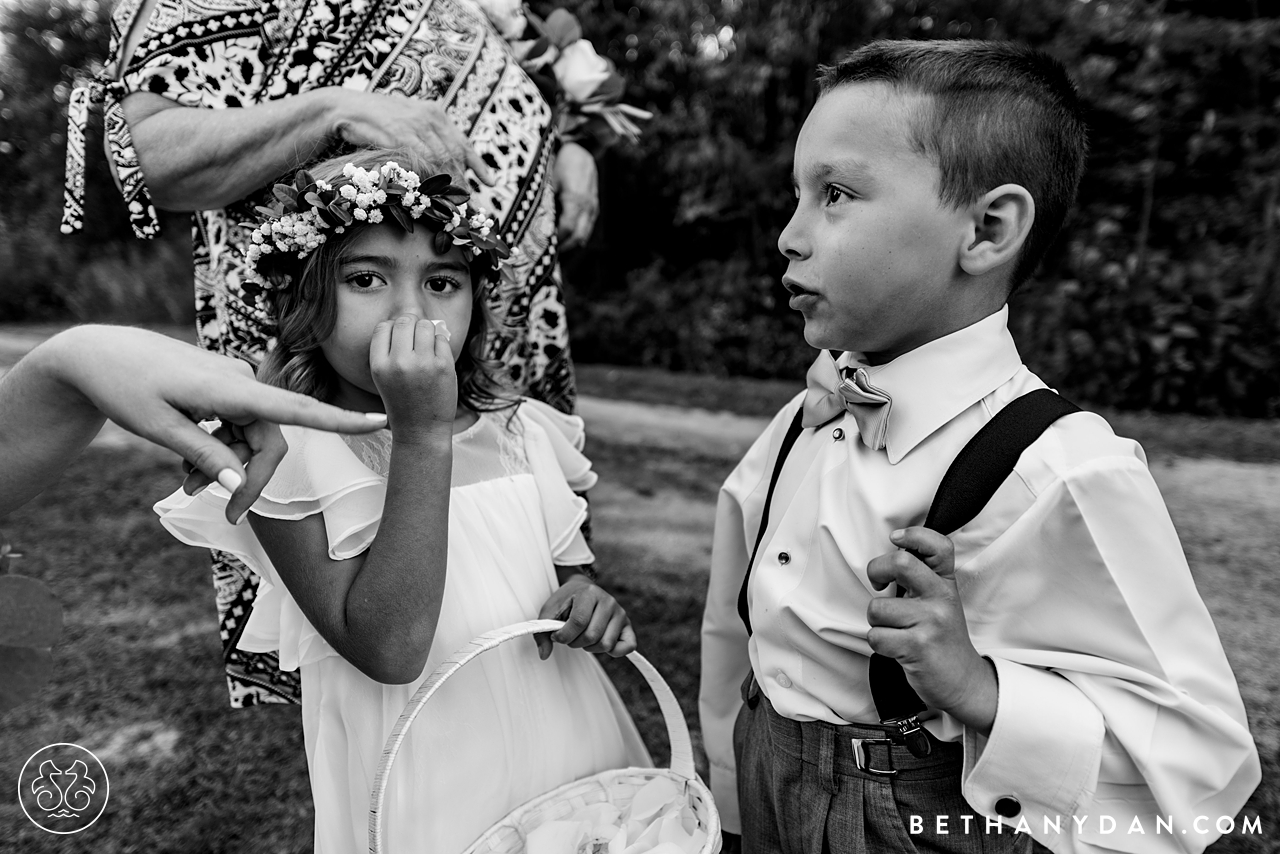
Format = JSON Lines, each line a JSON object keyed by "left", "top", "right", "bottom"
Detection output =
{"left": 552, "top": 141, "right": 599, "bottom": 251}
{"left": 535, "top": 572, "right": 637, "bottom": 660}
{"left": 369, "top": 315, "right": 457, "bottom": 444}
{"left": 0, "top": 325, "right": 387, "bottom": 521}
{"left": 328, "top": 91, "right": 496, "bottom": 186}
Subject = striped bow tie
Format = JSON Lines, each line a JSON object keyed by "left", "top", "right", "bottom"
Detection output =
{"left": 802, "top": 352, "right": 893, "bottom": 451}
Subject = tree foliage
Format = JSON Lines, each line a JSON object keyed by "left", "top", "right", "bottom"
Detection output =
{"left": 2, "top": 0, "right": 1277, "bottom": 413}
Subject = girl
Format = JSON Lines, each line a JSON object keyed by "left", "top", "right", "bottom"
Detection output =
{"left": 155, "top": 148, "right": 650, "bottom": 853}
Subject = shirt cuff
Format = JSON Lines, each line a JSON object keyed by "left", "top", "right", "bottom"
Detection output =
{"left": 962, "top": 658, "right": 1104, "bottom": 839}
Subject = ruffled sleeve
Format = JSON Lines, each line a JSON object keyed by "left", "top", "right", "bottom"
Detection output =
{"left": 515, "top": 399, "right": 598, "bottom": 567}
{"left": 153, "top": 425, "right": 387, "bottom": 671}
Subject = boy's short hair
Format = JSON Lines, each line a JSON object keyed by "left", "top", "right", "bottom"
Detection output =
{"left": 819, "top": 39, "right": 1088, "bottom": 289}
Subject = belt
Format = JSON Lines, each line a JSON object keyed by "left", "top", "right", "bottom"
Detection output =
{"left": 741, "top": 671, "right": 960, "bottom": 779}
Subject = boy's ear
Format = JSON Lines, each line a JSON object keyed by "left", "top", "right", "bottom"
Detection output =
{"left": 959, "top": 184, "right": 1035, "bottom": 279}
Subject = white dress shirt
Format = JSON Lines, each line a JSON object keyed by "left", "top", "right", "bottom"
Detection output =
{"left": 699, "top": 308, "right": 1260, "bottom": 852}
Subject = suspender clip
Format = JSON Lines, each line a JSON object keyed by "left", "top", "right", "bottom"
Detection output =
{"left": 885, "top": 715, "right": 932, "bottom": 758}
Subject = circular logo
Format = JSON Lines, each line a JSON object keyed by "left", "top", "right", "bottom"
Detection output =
{"left": 17, "top": 743, "right": 109, "bottom": 834}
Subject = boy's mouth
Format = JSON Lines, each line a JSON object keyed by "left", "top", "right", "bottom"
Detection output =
{"left": 783, "top": 278, "right": 816, "bottom": 297}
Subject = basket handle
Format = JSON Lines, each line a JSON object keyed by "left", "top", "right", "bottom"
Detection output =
{"left": 369, "top": 619, "right": 697, "bottom": 854}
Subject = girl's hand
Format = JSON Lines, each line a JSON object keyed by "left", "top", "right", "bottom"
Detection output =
{"left": 535, "top": 573, "right": 637, "bottom": 660}
{"left": 369, "top": 315, "right": 457, "bottom": 444}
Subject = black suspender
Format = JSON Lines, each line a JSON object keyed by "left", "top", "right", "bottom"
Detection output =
{"left": 736, "top": 406, "right": 805, "bottom": 635}
{"left": 738, "top": 389, "right": 1081, "bottom": 755}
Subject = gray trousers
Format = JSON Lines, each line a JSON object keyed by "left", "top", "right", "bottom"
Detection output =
{"left": 733, "top": 686, "right": 1034, "bottom": 854}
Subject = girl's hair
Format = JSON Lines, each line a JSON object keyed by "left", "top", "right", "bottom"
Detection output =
{"left": 255, "top": 147, "right": 517, "bottom": 415}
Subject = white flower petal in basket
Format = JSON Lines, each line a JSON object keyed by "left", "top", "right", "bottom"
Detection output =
{"left": 627, "top": 777, "right": 682, "bottom": 824}
{"left": 526, "top": 820, "right": 589, "bottom": 854}
{"left": 369, "top": 619, "right": 721, "bottom": 854}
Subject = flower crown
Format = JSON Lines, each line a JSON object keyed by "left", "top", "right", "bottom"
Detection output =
{"left": 245, "top": 160, "right": 512, "bottom": 286}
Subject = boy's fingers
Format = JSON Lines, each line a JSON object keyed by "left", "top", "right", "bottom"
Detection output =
{"left": 866, "top": 625, "right": 911, "bottom": 661}
{"left": 866, "top": 595, "right": 920, "bottom": 630}
{"left": 867, "top": 550, "right": 946, "bottom": 599}
{"left": 889, "top": 526, "right": 955, "bottom": 575}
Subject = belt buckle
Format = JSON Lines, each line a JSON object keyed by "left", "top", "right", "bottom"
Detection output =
{"left": 851, "top": 736, "right": 897, "bottom": 777}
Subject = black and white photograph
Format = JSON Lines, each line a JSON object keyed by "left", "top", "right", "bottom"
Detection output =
{"left": 0, "top": 1, "right": 1275, "bottom": 852}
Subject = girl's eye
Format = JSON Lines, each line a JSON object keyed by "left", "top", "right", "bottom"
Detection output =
{"left": 425, "top": 276, "right": 462, "bottom": 294}
{"left": 823, "top": 183, "right": 849, "bottom": 206}
{"left": 346, "top": 272, "right": 385, "bottom": 290}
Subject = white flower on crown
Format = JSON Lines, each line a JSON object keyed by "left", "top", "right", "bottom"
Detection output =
{"left": 244, "top": 158, "right": 509, "bottom": 286}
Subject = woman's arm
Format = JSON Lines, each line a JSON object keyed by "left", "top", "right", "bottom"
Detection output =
{"left": 0, "top": 326, "right": 386, "bottom": 520}
{"left": 250, "top": 316, "right": 457, "bottom": 684}
{"left": 121, "top": 88, "right": 495, "bottom": 211}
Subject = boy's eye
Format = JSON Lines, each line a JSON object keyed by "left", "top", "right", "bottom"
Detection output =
{"left": 823, "top": 184, "right": 849, "bottom": 205}
{"left": 346, "top": 272, "right": 385, "bottom": 290}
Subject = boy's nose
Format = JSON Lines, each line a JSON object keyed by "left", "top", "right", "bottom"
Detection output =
{"left": 777, "top": 211, "right": 808, "bottom": 260}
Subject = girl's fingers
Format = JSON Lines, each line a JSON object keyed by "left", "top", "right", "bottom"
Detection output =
{"left": 613, "top": 623, "right": 638, "bottom": 658}
{"left": 552, "top": 593, "right": 593, "bottom": 646}
{"left": 577, "top": 600, "right": 614, "bottom": 651}
{"left": 369, "top": 319, "right": 394, "bottom": 368}
{"left": 591, "top": 611, "right": 626, "bottom": 656}
{"left": 431, "top": 320, "right": 451, "bottom": 360}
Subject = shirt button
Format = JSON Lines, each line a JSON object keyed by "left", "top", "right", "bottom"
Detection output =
{"left": 778, "top": 552, "right": 791, "bottom": 565}
{"left": 776, "top": 672, "right": 792, "bottom": 689}
{"left": 832, "top": 427, "right": 845, "bottom": 441}
{"left": 994, "top": 796, "right": 1021, "bottom": 818}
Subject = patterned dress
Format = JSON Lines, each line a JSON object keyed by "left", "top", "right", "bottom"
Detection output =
{"left": 64, "top": 0, "right": 580, "bottom": 707}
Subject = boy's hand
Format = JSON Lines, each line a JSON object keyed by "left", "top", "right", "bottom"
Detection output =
{"left": 535, "top": 574, "right": 637, "bottom": 660}
{"left": 369, "top": 315, "right": 457, "bottom": 443}
{"left": 865, "top": 527, "right": 998, "bottom": 735}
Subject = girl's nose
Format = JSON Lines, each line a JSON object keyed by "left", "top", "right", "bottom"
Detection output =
{"left": 777, "top": 208, "right": 809, "bottom": 261}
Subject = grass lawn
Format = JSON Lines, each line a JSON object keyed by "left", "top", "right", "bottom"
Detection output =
{"left": 0, "top": 368, "right": 1275, "bottom": 852}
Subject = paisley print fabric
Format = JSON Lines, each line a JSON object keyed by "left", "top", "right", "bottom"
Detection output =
{"left": 79, "top": 0, "right": 579, "bottom": 706}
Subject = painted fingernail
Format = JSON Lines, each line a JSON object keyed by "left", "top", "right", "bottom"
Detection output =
{"left": 217, "top": 468, "right": 244, "bottom": 493}
{"left": 365, "top": 412, "right": 388, "bottom": 423}
{"left": 235, "top": 510, "right": 250, "bottom": 526}
{"left": 432, "top": 320, "right": 451, "bottom": 341}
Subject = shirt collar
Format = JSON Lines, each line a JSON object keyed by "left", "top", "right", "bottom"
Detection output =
{"left": 836, "top": 306, "right": 1023, "bottom": 464}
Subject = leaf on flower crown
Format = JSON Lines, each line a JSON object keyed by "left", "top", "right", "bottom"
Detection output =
{"left": 273, "top": 184, "right": 299, "bottom": 207}
{"left": 387, "top": 204, "right": 414, "bottom": 232}
{"left": 432, "top": 229, "right": 453, "bottom": 255}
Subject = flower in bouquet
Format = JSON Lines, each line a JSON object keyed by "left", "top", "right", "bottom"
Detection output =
{"left": 552, "top": 39, "right": 612, "bottom": 103}
{"left": 474, "top": 0, "right": 527, "bottom": 40}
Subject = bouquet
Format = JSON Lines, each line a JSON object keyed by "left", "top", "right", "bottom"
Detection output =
{"left": 475, "top": 1, "right": 653, "bottom": 151}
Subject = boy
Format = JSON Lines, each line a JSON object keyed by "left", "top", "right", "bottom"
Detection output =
{"left": 699, "top": 40, "right": 1259, "bottom": 854}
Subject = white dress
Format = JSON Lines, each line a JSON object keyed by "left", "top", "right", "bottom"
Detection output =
{"left": 155, "top": 399, "right": 651, "bottom": 854}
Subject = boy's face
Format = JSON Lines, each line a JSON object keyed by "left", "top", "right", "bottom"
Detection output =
{"left": 779, "top": 82, "right": 972, "bottom": 361}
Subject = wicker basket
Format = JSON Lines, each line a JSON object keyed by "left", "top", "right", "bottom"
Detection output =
{"left": 369, "top": 618, "right": 721, "bottom": 854}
